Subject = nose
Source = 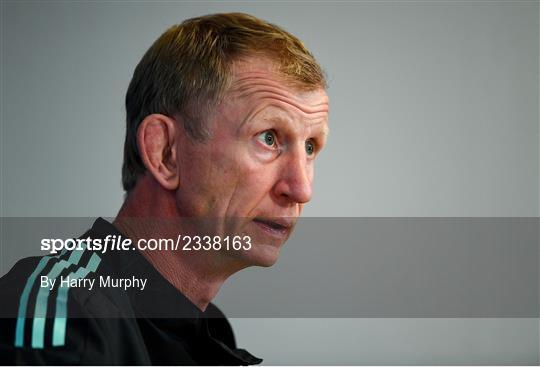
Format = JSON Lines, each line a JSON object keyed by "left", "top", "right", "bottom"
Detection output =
{"left": 273, "top": 145, "right": 313, "bottom": 205}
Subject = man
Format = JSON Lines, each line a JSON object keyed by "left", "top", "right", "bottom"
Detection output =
{"left": 0, "top": 12, "right": 329, "bottom": 365}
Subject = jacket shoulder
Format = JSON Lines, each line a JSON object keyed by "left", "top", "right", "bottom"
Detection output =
{"left": 0, "top": 251, "right": 149, "bottom": 365}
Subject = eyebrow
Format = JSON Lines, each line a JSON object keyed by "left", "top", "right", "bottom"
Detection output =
{"left": 263, "top": 115, "right": 329, "bottom": 138}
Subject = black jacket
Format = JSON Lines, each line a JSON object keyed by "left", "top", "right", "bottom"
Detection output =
{"left": 0, "top": 218, "right": 262, "bottom": 365}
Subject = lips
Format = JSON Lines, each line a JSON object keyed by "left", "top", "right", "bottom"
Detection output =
{"left": 252, "top": 217, "right": 295, "bottom": 238}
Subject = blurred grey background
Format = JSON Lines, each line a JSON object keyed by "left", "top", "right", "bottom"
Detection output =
{"left": 1, "top": 0, "right": 538, "bottom": 364}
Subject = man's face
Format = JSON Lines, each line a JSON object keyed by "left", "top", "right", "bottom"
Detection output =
{"left": 174, "top": 56, "right": 329, "bottom": 267}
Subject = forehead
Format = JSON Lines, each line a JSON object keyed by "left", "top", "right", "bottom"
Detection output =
{"left": 225, "top": 56, "right": 329, "bottom": 115}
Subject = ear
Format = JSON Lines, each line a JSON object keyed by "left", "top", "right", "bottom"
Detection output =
{"left": 136, "top": 114, "right": 179, "bottom": 190}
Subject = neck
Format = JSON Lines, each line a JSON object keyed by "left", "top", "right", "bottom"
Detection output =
{"left": 113, "top": 175, "right": 246, "bottom": 311}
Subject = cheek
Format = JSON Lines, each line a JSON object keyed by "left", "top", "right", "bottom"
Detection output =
{"left": 229, "top": 161, "right": 280, "bottom": 210}
{"left": 175, "top": 144, "right": 230, "bottom": 215}
{"left": 245, "top": 164, "right": 275, "bottom": 186}
{"left": 193, "top": 143, "right": 251, "bottom": 213}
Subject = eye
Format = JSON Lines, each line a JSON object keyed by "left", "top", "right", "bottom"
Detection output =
{"left": 257, "top": 130, "right": 277, "bottom": 148}
{"left": 305, "top": 139, "right": 315, "bottom": 156}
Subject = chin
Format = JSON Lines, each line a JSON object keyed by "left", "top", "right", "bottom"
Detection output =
{"left": 254, "top": 246, "right": 281, "bottom": 267}
{"left": 239, "top": 243, "right": 281, "bottom": 268}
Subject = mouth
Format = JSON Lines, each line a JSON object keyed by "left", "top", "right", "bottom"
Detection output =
{"left": 252, "top": 217, "right": 294, "bottom": 239}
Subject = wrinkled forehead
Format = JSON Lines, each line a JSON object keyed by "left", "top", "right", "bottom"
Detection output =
{"left": 225, "top": 56, "right": 329, "bottom": 113}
